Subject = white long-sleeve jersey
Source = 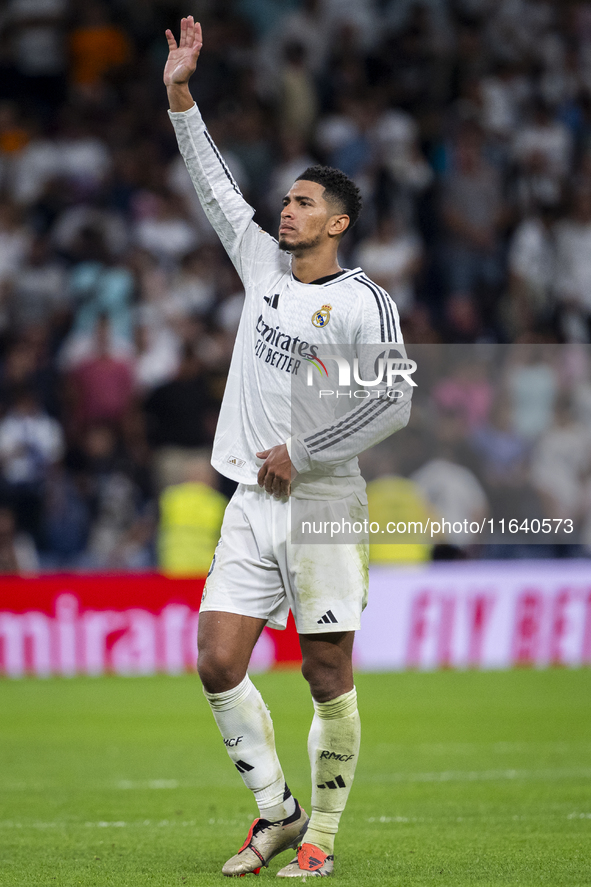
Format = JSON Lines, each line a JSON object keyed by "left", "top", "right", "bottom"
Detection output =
{"left": 169, "top": 103, "right": 412, "bottom": 500}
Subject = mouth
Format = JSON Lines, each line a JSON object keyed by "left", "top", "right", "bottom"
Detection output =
{"left": 279, "top": 225, "right": 295, "bottom": 235}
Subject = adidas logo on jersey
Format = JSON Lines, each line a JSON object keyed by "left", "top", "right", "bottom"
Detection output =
{"left": 227, "top": 455, "right": 246, "bottom": 467}
{"left": 317, "top": 775, "right": 346, "bottom": 789}
{"left": 317, "top": 610, "right": 338, "bottom": 625}
{"left": 263, "top": 293, "right": 280, "bottom": 308}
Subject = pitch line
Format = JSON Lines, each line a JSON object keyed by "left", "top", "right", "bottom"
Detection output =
{"left": 2, "top": 811, "right": 589, "bottom": 830}
{"left": 3, "top": 766, "right": 590, "bottom": 794}
{"left": 362, "top": 767, "right": 591, "bottom": 784}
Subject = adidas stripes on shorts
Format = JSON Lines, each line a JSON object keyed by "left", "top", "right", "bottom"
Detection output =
{"left": 201, "top": 483, "right": 369, "bottom": 634}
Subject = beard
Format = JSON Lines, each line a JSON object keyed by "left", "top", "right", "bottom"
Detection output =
{"left": 278, "top": 231, "right": 323, "bottom": 253}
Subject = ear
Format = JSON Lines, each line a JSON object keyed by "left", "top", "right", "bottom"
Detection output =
{"left": 328, "top": 214, "right": 350, "bottom": 239}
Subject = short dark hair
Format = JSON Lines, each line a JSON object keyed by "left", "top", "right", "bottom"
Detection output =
{"left": 296, "top": 165, "right": 362, "bottom": 233}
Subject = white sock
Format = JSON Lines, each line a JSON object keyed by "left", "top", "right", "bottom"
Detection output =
{"left": 305, "top": 687, "right": 360, "bottom": 856}
{"left": 203, "top": 675, "right": 296, "bottom": 823}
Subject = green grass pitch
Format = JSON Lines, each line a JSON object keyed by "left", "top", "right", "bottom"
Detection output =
{"left": 1, "top": 669, "right": 590, "bottom": 886}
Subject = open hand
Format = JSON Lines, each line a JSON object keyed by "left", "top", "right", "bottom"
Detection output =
{"left": 164, "top": 16, "right": 202, "bottom": 86}
{"left": 256, "top": 444, "right": 297, "bottom": 498}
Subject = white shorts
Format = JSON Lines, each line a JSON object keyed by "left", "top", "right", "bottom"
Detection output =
{"left": 201, "top": 484, "right": 369, "bottom": 634}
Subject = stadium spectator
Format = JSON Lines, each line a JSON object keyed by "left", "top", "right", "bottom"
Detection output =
{"left": 236, "top": 0, "right": 298, "bottom": 39}
{"left": 68, "top": 1, "right": 133, "bottom": 101}
{"left": 51, "top": 199, "right": 128, "bottom": 262}
{"left": 132, "top": 321, "right": 179, "bottom": 395}
{"left": 165, "top": 246, "right": 217, "bottom": 322}
{"left": 8, "top": 234, "right": 67, "bottom": 331}
{"left": 0, "top": 101, "right": 30, "bottom": 156}
{"left": 9, "top": 118, "right": 63, "bottom": 206}
{"left": 158, "top": 452, "right": 227, "bottom": 576}
{"left": 0, "top": 337, "right": 45, "bottom": 407}
{"left": 73, "top": 423, "right": 154, "bottom": 569}
{"left": 355, "top": 213, "right": 423, "bottom": 319}
{"left": 1, "top": 0, "right": 68, "bottom": 114}
{"left": 478, "top": 60, "right": 531, "bottom": 141}
{"left": 505, "top": 344, "right": 558, "bottom": 440}
{"left": 432, "top": 357, "right": 493, "bottom": 433}
{"left": 0, "top": 200, "right": 30, "bottom": 285}
{"left": 367, "top": 473, "right": 435, "bottom": 564}
{"left": 0, "top": 504, "right": 38, "bottom": 573}
{"left": 553, "top": 186, "right": 591, "bottom": 341}
{"left": 144, "top": 341, "right": 218, "bottom": 493}
{"left": 512, "top": 98, "right": 572, "bottom": 186}
{"left": 226, "top": 105, "right": 275, "bottom": 198}
{"left": 40, "top": 460, "right": 90, "bottom": 567}
{"left": 503, "top": 201, "right": 558, "bottom": 339}
{"left": 53, "top": 107, "right": 112, "bottom": 197}
{"left": 133, "top": 190, "right": 199, "bottom": 265}
{"left": 469, "top": 396, "right": 542, "bottom": 534}
{"left": 275, "top": 41, "right": 318, "bottom": 142}
{"left": 63, "top": 315, "right": 134, "bottom": 437}
{"left": 411, "top": 456, "right": 489, "bottom": 545}
{"left": 0, "top": 387, "right": 64, "bottom": 543}
{"left": 529, "top": 399, "right": 591, "bottom": 531}
{"left": 256, "top": 0, "right": 329, "bottom": 89}
{"left": 440, "top": 122, "right": 506, "bottom": 337}
{"left": 470, "top": 398, "right": 529, "bottom": 487}
{"left": 63, "top": 228, "right": 134, "bottom": 345}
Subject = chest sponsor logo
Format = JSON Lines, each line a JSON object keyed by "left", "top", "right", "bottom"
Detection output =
{"left": 254, "top": 314, "right": 318, "bottom": 376}
{"left": 312, "top": 304, "right": 332, "bottom": 328}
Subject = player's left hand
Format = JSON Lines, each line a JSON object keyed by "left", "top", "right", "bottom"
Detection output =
{"left": 164, "top": 16, "right": 202, "bottom": 87}
{"left": 256, "top": 444, "right": 297, "bottom": 498}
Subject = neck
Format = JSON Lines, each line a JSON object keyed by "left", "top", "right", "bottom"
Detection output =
{"left": 290, "top": 245, "right": 341, "bottom": 283}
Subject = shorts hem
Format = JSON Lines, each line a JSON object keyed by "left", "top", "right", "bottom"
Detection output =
{"left": 199, "top": 602, "right": 287, "bottom": 632}
{"left": 293, "top": 622, "right": 361, "bottom": 635}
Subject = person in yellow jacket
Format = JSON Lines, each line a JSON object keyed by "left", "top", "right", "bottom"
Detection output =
{"left": 367, "top": 474, "right": 436, "bottom": 564}
{"left": 158, "top": 454, "right": 227, "bottom": 576}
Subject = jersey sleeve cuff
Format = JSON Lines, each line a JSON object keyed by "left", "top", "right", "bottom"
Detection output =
{"left": 287, "top": 436, "right": 312, "bottom": 474}
{"left": 167, "top": 102, "right": 200, "bottom": 121}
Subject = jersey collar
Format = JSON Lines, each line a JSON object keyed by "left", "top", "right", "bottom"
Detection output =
{"left": 291, "top": 268, "right": 361, "bottom": 286}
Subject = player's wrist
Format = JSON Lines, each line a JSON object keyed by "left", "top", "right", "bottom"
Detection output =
{"left": 166, "top": 82, "right": 195, "bottom": 112}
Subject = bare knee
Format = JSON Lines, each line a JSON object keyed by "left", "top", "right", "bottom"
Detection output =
{"left": 197, "top": 649, "right": 246, "bottom": 694}
{"left": 197, "top": 611, "right": 266, "bottom": 694}
{"left": 301, "top": 653, "right": 353, "bottom": 702}
{"left": 300, "top": 632, "right": 354, "bottom": 702}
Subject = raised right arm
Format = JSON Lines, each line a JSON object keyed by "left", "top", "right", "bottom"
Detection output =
{"left": 165, "top": 17, "right": 280, "bottom": 285}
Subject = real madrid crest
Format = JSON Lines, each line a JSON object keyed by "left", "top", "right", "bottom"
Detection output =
{"left": 312, "top": 304, "right": 332, "bottom": 328}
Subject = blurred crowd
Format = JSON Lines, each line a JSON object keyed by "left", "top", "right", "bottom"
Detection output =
{"left": 1, "top": 0, "right": 591, "bottom": 571}
{"left": 361, "top": 343, "right": 591, "bottom": 560}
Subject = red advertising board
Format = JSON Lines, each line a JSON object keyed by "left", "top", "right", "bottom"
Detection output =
{"left": 3, "top": 562, "right": 591, "bottom": 678}
{"left": 0, "top": 574, "right": 301, "bottom": 678}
